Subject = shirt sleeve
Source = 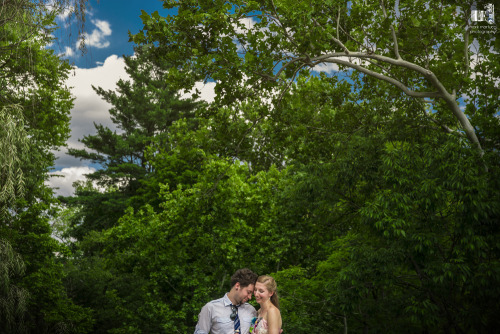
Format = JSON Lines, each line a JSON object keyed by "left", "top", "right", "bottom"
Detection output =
{"left": 251, "top": 306, "right": 257, "bottom": 318}
{"left": 194, "top": 303, "right": 212, "bottom": 334}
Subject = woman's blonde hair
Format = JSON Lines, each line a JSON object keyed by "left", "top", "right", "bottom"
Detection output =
{"left": 257, "top": 275, "right": 279, "bottom": 309}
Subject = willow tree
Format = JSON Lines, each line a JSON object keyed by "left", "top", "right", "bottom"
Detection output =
{"left": 0, "top": 105, "right": 29, "bottom": 333}
{"left": 0, "top": 1, "right": 94, "bottom": 332}
{"left": 0, "top": 0, "right": 90, "bottom": 59}
{"left": 0, "top": 106, "right": 28, "bottom": 213}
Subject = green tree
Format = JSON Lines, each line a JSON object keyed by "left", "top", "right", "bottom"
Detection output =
{"left": 0, "top": 1, "right": 95, "bottom": 332}
{"left": 61, "top": 47, "right": 203, "bottom": 333}
{"left": 132, "top": 0, "right": 499, "bottom": 157}
{"left": 0, "top": 105, "right": 29, "bottom": 333}
{"left": 0, "top": 239, "right": 29, "bottom": 333}
{"left": 57, "top": 1, "right": 499, "bottom": 332}
{"left": 64, "top": 47, "right": 200, "bottom": 240}
{"left": 267, "top": 77, "right": 499, "bottom": 333}
{"left": 83, "top": 157, "right": 284, "bottom": 333}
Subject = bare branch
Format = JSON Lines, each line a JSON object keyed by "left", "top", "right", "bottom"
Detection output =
{"left": 336, "top": 6, "right": 341, "bottom": 41}
{"left": 311, "top": 17, "right": 349, "bottom": 54}
{"left": 318, "top": 58, "right": 441, "bottom": 98}
{"left": 380, "top": 0, "right": 401, "bottom": 60}
{"left": 422, "top": 108, "right": 465, "bottom": 136}
{"left": 258, "top": 56, "right": 306, "bottom": 81}
{"left": 464, "top": 28, "right": 470, "bottom": 80}
{"left": 270, "top": 55, "right": 296, "bottom": 73}
{"left": 312, "top": 52, "right": 423, "bottom": 73}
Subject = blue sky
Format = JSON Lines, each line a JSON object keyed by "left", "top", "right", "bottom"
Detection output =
{"left": 58, "top": 0, "right": 171, "bottom": 69}
{"left": 47, "top": 0, "right": 213, "bottom": 196}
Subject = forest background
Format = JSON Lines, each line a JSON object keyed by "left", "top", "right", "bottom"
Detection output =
{"left": 1, "top": 0, "right": 499, "bottom": 333}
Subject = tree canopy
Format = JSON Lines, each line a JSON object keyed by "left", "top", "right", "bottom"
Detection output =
{"left": 2, "top": 1, "right": 498, "bottom": 333}
{"left": 0, "top": 0, "right": 95, "bottom": 332}
{"left": 132, "top": 0, "right": 499, "bottom": 156}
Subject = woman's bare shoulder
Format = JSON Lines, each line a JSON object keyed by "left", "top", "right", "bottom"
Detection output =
{"left": 267, "top": 306, "right": 281, "bottom": 318}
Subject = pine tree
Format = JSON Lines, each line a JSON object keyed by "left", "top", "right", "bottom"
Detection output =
{"left": 64, "top": 47, "right": 200, "bottom": 240}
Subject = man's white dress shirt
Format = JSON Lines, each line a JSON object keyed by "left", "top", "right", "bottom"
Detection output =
{"left": 194, "top": 293, "right": 257, "bottom": 334}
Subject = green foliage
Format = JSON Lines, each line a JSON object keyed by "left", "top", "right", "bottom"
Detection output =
{"left": 133, "top": 0, "right": 499, "bottom": 153}
{"left": 92, "top": 158, "right": 286, "bottom": 332}
{"left": 0, "top": 105, "right": 28, "bottom": 215}
{"left": 0, "top": 1, "right": 95, "bottom": 332}
{"left": 0, "top": 239, "right": 29, "bottom": 334}
{"left": 63, "top": 47, "right": 200, "bottom": 240}
{"left": 6, "top": 176, "right": 95, "bottom": 333}
{"left": 54, "top": 1, "right": 499, "bottom": 333}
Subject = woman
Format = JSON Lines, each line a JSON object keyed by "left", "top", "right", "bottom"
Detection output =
{"left": 251, "top": 275, "right": 283, "bottom": 334}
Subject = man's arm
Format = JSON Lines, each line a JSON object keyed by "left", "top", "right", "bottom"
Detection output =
{"left": 194, "top": 303, "right": 212, "bottom": 334}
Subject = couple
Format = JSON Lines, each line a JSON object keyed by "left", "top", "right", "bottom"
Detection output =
{"left": 194, "top": 268, "right": 283, "bottom": 334}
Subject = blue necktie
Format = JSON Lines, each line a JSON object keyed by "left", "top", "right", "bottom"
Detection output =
{"left": 232, "top": 305, "right": 240, "bottom": 333}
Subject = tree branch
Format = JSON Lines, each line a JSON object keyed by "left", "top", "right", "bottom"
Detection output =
{"left": 319, "top": 58, "right": 441, "bottom": 98}
{"left": 311, "top": 17, "right": 349, "bottom": 54}
{"left": 336, "top": 6, "right": 341, "bottom": 41}
{"left": 314, "top": 53, "right": 483, "bottom": 153}
{"left": 256, "top": 56, "right": 306, "bottom": 82}
{"left": 247, "top": 5, "right": 484, "bottom": 156}
{"left": 380, "top": 0, "right": 401, "bottom": 59}
{"left": 422, "top": 108, "right": 465, "bottom": 137}
{"left": 464, "top": 28, "right": 470, "bottom": 80}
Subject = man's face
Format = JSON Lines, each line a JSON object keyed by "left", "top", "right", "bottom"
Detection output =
{"left": 235, "top": 283, "right": 255, "bottom": 305}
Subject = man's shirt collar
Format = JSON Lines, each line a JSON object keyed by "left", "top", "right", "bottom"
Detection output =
{"left": 223, "top": 293, "right": 232, "bottom": 306}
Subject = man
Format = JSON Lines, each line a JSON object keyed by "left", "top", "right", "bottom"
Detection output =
{"left": 194, "top": 268, "right": 258, "bottom": 334}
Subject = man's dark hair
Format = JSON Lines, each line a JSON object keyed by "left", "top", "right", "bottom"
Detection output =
{"left": 230, "top": 268, "right": 258, "bottom": 288}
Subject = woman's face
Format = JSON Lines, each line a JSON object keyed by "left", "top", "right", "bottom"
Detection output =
{"left": 254, "top": 282, "right": 273, "bottom": 304}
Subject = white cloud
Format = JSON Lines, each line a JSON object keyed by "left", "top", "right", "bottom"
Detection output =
{"left": 52, "top": 54, "right": 129, "bottom": 173}
{"left": 47, "top": 166, "right": 96, "bottom": 197}
{"left": 94, "top": 19, "right": 112, "bottom": 35}
{"left": 234, "top": 17, "right": 257, "bottom": 34}
{"left": 57, "top": 5, "right": 73, "bottom": 21}
{"left": 65, "top": 54, "right": 128, "bottom": 143}
{"left": 78, "top": 19, "right": 112, "bottom": 49}
{"left": 59, "top": 46, "right": 74, "bottom": 57}
{"left": 182, "top": 81, "right": 216, "bottom": 103}
{"left": 47, "top": 0, "right": 73, "bottom": 21}
{"left": 313, "top": 62, "right": 340, "bottom": 74}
